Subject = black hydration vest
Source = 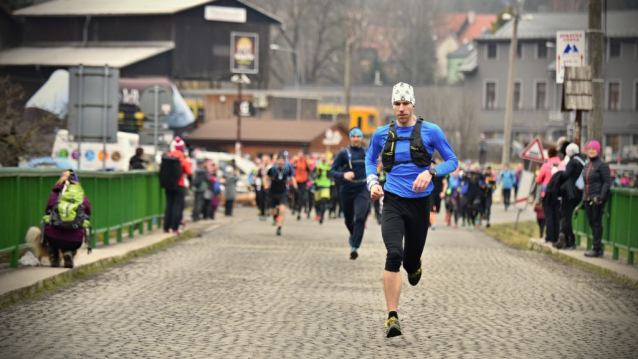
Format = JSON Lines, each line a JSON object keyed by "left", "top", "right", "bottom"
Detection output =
{"left": 381, "top": 117, "right": 432, "bottom": 173}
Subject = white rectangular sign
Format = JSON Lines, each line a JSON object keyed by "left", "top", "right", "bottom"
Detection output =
{"left": 556, "top": 30, "right": 585, "bottom": 84}
{"left": 204, "top": 6, "right": 247, "bottom": 23}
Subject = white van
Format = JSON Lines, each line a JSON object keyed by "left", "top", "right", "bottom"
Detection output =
{"left": 51, "top": 129, "right": 139, "bottom": 171}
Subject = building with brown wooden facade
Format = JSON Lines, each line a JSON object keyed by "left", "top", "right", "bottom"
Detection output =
{"left": 0, "top": 0, "right": 281, "bottom": 97}
{"left": 185, "top": 119, "right": 351, "bottom": 159}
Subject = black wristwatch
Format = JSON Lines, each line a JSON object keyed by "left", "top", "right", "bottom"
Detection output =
{"left": 428, "top": 168, "right": 437, "bottom": 177}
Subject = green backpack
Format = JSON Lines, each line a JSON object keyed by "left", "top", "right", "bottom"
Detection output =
{"left": 50, "top": 183, "right": 87, "bottom": 230}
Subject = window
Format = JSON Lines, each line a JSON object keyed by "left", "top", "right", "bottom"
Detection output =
{"left": 608, "top": 81, "right": 620, "bottom": 111}
{"left": 535, "top": 81, "right": 547, "bottom": 109}
{"left": 606, "top": 134, "right": 619, "bottom": 155}
{"left": 610, "top": 40, "right": 621, "bottom": 58}
{"left": 514, "top": 82, "right": 521, "bottom": 110}
{"left": 537, "top": 42, "right": 547, "bottom": 59}
{"left": 487, "top": 43, "right": 497, "bottom": 59}
{"left": 516, "top": 42, "right": 522, "bottom": 58}
{"left": 485, "top": 82, "right": 496, "bottom": 109}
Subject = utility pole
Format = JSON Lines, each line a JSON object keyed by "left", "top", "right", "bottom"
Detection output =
{"left": 344, "top": 38, "right": 354, "bottom": 114}
{"left": 588, "top": 0, "right": 604, "bottom": 143}
{"left": 501, "top": 3, "right": 520, "bottom": 166}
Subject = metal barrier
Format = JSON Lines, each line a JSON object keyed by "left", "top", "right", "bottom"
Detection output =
{"left": 573, "top": 188, "right": 638, "bottom": 265}
{"left": 0, "top": 169, "right": 165, "bottom": 268}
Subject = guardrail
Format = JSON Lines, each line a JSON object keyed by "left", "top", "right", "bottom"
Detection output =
{"left": 0, "top": 169, "right": 165, "bottom": 268}
{"left": 573, "top": 188, "right": 638, "bottom": 265}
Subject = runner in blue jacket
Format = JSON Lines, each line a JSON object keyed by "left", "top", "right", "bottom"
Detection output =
{"left": 365, "top": 82, "right": 458, "bottom": 338}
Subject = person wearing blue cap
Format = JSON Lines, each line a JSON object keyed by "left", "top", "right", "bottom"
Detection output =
{"left": 329, "top": 127, "right": 370, "bottom": 260}
{"left": 366, "top": 82, "right": 458, "bottom": 338}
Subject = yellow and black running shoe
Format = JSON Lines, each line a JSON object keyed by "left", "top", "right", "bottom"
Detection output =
{"left": 385, "top": 317, "right": 402, "bottom": 338}
{"left": 408, "top": 266, "right": 422, "bottom": 286}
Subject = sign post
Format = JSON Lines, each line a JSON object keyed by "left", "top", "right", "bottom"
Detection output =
{"left": 556, "top": 31, "right": 585, "bottom": 84}
{"left": 514, "top": 136, "right": 546, "bottom": 229}
{"left": 140, "top": 85, "right": 172, "bottom": 164}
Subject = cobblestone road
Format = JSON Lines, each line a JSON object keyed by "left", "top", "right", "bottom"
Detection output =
{"left": 1, "top": 207, "right": 637, "bottom": 358}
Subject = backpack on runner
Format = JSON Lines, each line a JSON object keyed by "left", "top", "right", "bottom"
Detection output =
{"left": 50, "top": 183, "right": 87, "bottom": 230}
{"left": 160, "top": 154, "right": 182, "bottom": 190}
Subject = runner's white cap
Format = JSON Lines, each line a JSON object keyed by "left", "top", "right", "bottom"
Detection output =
{"left": 391, "top": 82, "right": 415, "bottom": 107}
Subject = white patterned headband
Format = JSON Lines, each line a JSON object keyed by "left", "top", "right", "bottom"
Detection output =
{"left": 391, "top": 82, "right": 415, "bottom": 107}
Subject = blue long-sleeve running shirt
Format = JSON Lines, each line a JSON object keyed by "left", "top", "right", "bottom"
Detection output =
{"left": 365, "top": 119, "right": 458, "bottom": 198}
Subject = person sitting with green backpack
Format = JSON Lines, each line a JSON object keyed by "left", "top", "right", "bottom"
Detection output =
{"left": 42, "top": 170, "right": 91, "bottom": 268}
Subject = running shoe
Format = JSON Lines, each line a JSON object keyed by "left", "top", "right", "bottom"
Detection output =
{"left": 349, "top": 251, "right": 358, "bottom": 260}
{"left": 63, "top": 251, "right": 74, "bottom": 269}
{"left": 276, "top": 226, "right": 282, "bottom": 236}
{"left": 297, "top": 213, "right": 301, "bottom": 221}
{"left": 385, "top": 317, "right": 402, "bottom": 338}
{"left": 431, "top": 225, "right": 436, "bottom": 230}
{"left": 408, "top": 265, "right": 422, "bottom": 286}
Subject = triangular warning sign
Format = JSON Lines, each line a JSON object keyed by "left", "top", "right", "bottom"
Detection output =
{"left": 519, "top": 136, "right": 545, "bottom": 163}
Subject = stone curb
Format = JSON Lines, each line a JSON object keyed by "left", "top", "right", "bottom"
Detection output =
{"left": 0, "top": 222, "right": 221, "bottom": 307}
{"left": 529, "top": 238, "right": 638, "bottom": 286}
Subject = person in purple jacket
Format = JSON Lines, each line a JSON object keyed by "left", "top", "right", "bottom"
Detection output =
{"left": 43, "top": 170, "right": 91, "bottom": 268}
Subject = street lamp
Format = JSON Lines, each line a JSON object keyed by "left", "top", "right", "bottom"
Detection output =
{"left": 231, "top": 73, "right": 251, "bottom": 157}
{"left": 270, "top": 43, "right": 301, "bottom": 120}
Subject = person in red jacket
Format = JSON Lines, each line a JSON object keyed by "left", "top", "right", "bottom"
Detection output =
{"left": 163, "top": 137, "right": 193, "bottom": 234}
{"left": 44, "top": 170, "right": 91, "bottom": 268}
{"left": 535, "top": 147, "right": 561, "bottom": 243}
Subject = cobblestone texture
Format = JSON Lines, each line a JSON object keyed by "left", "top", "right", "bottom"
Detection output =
{"left": 1, "top": 207, "right": 636, "bottom": 358}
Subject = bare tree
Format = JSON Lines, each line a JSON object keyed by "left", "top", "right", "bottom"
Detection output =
{"left": 381, "top": 0, "right": 440, "bottom": 85}
{"left": 0, "top": 77, "right": 59, "bottom": 167}
{"left": 419, "top": 87, "right": 480, "bottom": 161}
{"left": 261, "top": 0, "right": 348, "bottom": 85}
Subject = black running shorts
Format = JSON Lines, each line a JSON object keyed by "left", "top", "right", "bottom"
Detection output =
{"left": 269, "top": 191, "right": 289, "bottom": 207}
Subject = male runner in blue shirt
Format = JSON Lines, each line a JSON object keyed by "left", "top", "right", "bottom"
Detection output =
{"left": 366, "top": 82, "right": 458, "bottom": 338}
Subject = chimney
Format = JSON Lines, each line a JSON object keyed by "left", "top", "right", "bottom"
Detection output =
{"left": 467, "top": 11, "right": 476, "bottom": 24}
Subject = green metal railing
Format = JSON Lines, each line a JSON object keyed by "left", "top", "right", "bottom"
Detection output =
{"left": 0, "top": 169, "right": 165, "bottom": 268}
{"left": 573, "top": 188, "right": 638, "bottom": 265}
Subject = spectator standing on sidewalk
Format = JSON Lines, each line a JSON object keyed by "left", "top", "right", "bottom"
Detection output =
{"left": 191, "top": 159, "right": 212, "bottom": 222}
{"left": 582, "top": 140, "right": 611, "bottom": 258}
{"left": 223, "top": 166, "right": 239, "bottom": 217}
{"left": 129, "top": 147, "right": 148, "bottom": 170}
{"left": 497, "top": 164, "right": 515, "bottom": 211}
{"left": 554, "top": 144, "right": 584, "bottom": 250}
{"left": 513, "top": 163, "right": 523, "bottom": 199}
{"left": 161, "top": 137, "right": 192, "bottom": 234}
{"left": 533, "top": 200, "right": 545, "bottom": 238}
{"left": 535, "top": 147, "right": 561, "bottom": 243}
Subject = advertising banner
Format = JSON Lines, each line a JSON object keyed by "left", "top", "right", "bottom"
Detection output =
{"left": 231, "top": 32, "right": 259, "bottom": 74}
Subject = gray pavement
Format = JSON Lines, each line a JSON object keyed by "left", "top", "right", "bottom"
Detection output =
{"left": 0, "top": 206, "right": 636, "bottom": 358}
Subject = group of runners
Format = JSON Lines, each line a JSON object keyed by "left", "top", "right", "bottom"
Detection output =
{"left": 433, "top": 161, "right": 522, "bottom": 230}
{"left": 248, "top": 130, "right": 369, "bottom": 252}
{"left": 250, "top": 82, "right": 460, "bottom": 338}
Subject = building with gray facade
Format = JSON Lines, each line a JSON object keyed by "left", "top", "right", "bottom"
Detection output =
{"left": 460, "top": 11, "right": 638, "bottom": 162}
